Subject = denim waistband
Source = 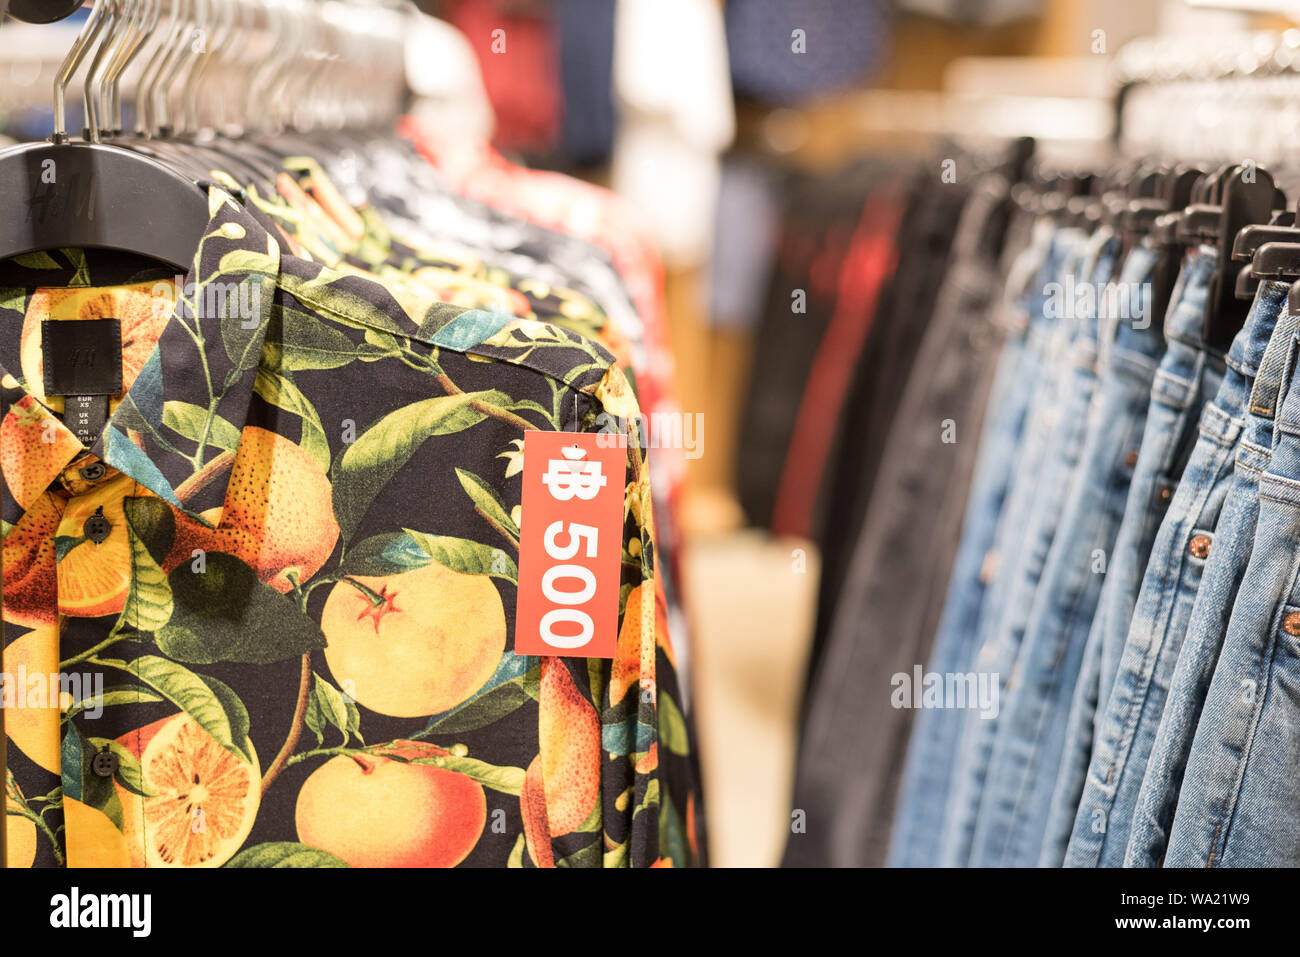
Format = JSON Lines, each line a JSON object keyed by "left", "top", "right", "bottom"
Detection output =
{"left": 1247, "top": 297, "right": 1300, "bottom": 420}
{"left": 1001, "top": 217, "right": 1057, "bottom": 335}
{"left": 1227, "top": 281, "right": 1291, "bottom": 380}
{"left": 1163, "top": 245, "right": 1217, "bottom": 352}
{"left": 1102, "top": 241, "right": 1162, "bottom": 374}
{"left": 1149, "top": 248, "right": 1219, "bottom": 409}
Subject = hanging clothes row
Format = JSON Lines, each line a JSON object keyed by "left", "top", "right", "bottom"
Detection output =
{"left": 1, "top": 0, "right": 702, "bottom": 870}
{"left": 785, "top": 30, "right": 1300, "bottom": 868}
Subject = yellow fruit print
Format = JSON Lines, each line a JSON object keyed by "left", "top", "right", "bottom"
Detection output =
{"left": 64, "top": 798, "right": 131, "bottom": 869}
{"left": 164, "top": 427, "right": 340, "bottom": 593}
{"left": 295, "top": 741, "right": 487, "bottom": 868}
{"left": 115, "top": 713, "right": 260, "bottom": 868}
{"left": 58, "top": 476, "right": 133, "bottom": 618}
{"left": 320, "top": 561, "right": 506, "bottom": 717}
{"left": 3, "top": 626, "right": 63, "bottom": 774}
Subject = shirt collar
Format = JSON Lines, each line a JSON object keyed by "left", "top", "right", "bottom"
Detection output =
{"left": 0, "top": 186, "right": 280, "bottom": 529}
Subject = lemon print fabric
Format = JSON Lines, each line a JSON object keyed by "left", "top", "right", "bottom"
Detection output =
{"left": 0, "top": 187, "right": 700, "bottom": 869}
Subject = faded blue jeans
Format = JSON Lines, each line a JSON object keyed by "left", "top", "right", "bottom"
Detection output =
{"left": 1124, "top": 297, "right": 1299, "bottom": 867}
{"left": 1063, "top": 279, "right": 1290, "bottom": 867}
{"left": 936, "top": 226, "right": 1099, "bottom": 866}
{"left": 888, "top": 217, "right": 1057, "bottom": 867}
{"left": 1163, "top": 311, "right": 1300, "bottom": 866}
{"left": 968, "top": 236, "right": 1161, "bottom": 867}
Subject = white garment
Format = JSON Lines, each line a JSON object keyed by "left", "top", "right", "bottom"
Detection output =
{"left": 611, "top": 0, "right": 735, "bottom": 268}
{"left": 405, "top": 14, "right": 495, "bottom": 145}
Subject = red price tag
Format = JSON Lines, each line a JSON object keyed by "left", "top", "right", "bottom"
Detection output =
{"left": 515, "top": 431, "right": 626, "bottom": 658}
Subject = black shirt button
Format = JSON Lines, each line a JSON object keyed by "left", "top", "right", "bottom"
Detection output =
{"left": 91, "top": 749, "right": 118, "bottom": 778}
{"left": 83, "top": 506, "right": 112, "bottom": 543}
{"left": 79, "top": 463, "right": 107, "bottom": 482}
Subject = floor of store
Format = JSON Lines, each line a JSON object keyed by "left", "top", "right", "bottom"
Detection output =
{"left": 683, "top": 531, "right": 818, "bottom": 867}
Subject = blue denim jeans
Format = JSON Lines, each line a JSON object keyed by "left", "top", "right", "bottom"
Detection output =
{"left": 888, "top": 218, "right": 1057, "bottom": 867}
{"left": 935, "top": 226, "right": 1097, "bottom": 868}
{"left": 1124, "top": 300, "right": 1300, "bottom": 867}
{"left": 1013, "top": 239, "right": 1164, "bottom": 865}
{"left": 1163, "top": 317, "right": 1300, "bottom": 866}
{"left": 1037, "top": 249, "right": 1218, "bottom": 865}
{"left": 967, "top": 236, "right": 1161, "bottom": 867}
{"left": 1061, "top": 280, "right": 1290, "bottom": 867}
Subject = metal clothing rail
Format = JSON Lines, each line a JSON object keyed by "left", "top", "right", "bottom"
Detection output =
{"left": 1, "top": 0, "right": 413, "bottom": 140}
{"left": 1112, "top": 28, "right": 1300, "bottom": 165}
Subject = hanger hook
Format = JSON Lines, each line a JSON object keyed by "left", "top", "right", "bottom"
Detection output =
{"left": 82, "top": 0, "right": 124, "bottom": 143}
{"left": 182, "top": 0, "right": 230, "bottom": 134}
{"left": 51, "top": 0, "right": 114, "bottom": 143}
{"left": 110, "top": 0, "right": 162, "bottom": 136}
{"left": 136, "top": 0, "right": 183, "bottom": 136}
{"left": 98, "top": 0, "right": 146, "bottom": 137}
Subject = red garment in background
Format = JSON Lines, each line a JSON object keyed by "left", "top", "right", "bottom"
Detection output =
{"left": 770, "top": 189, "right": 903, "bottom": 540}
{"left": 446, "top": 0, "right": 562, "bottom": 153}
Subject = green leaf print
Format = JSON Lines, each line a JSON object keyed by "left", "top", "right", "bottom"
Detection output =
{"left": 401, "top": 529, "right": 518, "bottom": 584}
{"left": 97, "top": 655, "right": 242, "bottom": 760}
{"left": 121, "top": 497, "right": 176, "bottom": 632}
{"left": 162, "top": 401, "right": 242, "bottom": 453}
{"left": 155, "top": 552, "right": 326, "bottom": 665}
{"left": 303, "top": 672, "right": 361, "bottom": 747}
{"left": 331, "top": 392, "right": 507, "bottom": 544}
{"left": 264, "top": 304, "right": 359, "bottom": 371}
{"left": 454, "top": 467, "right": 520, "bottom": 540}
{"left": 225, "top": 842, "right": 349, "bottom": 868}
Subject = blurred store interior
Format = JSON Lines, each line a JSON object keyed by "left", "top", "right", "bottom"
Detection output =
{"left": 5, "top": 0, "right": 1300, "bottom": 868}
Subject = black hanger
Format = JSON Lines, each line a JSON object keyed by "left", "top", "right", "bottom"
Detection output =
{"left": 0, "top": 140, "right": 210, "bottom": 271}
{"left": 1148, "top": 165, "right": 1205, "bottom": 330}
{"left": 9, "top": 0, "right": 83, "bottom": 22}
{"left": 1192, "top": 163, "right": 1283, "bottom": 353}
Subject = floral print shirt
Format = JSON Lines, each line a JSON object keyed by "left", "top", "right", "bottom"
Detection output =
{"left": 2, "top": 187, "right": 700, "bottom": 868}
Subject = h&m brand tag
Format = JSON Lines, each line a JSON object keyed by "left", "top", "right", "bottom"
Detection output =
{"left": 41, "top": 317, "right": 123, "bottom": 396}
{"left": 515, "top": 431, "right": 626, "bottom": 659}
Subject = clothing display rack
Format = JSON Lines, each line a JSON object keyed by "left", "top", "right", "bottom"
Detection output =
{"left": 0, "top": 0, "right": 700, "bottom": 873}
{"left": 781, "top": 24, "right": 1300, "bottom": 870}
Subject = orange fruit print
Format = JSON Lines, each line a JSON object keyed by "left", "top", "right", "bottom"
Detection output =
{"left": 115, "top": 712, "right": 261, "bottom": 868}
{"left": 1, "top": 492, "right": 60, "bottom": 627}
{"left": 295, "top": 741, "right": 487, "bottom": 867}
{"left": 320, "top": 561, "right": 506, "bottom": 717}
{"left": 0, "top": 395, "right": 77, "bottom": 511}
{"left": 165, "top": 427, "right": 340, "bottom": 593}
